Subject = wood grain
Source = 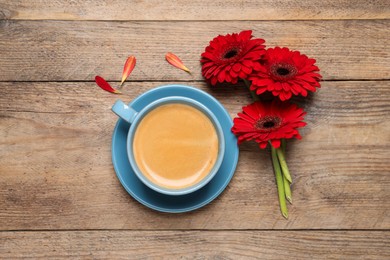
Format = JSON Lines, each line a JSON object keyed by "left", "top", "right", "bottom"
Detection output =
{"left": 1, "top": 81, "right": 389, "bottom": 230}
{"left": 1, "top": 231, "right": 389, "bottom": 259}
{"left": 0, "top": 20, "right": 389, "bottom": 81}
{"left": 0, "top": 1, "right": 388, "bottom": 258}
{"left": 0, "top": 0, "right": 389, "bottom": 20}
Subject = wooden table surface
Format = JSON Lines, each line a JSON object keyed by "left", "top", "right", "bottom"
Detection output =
{"left": 0, "top": 1, "right": 389, "bottom": 259}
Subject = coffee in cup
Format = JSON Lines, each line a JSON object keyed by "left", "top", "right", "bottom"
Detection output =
{"left": 112, "top": 97, "right": 225, "bottom": 195}
{"left": 133, "top": 103, "right": 219, "bottom": 190}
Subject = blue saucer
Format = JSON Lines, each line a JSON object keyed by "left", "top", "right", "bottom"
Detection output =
{"left": 111, "top": 85, "right": 239, "bottom": 213}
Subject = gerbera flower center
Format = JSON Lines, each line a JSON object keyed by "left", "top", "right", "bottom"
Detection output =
{"left": 270, "top": 63, "right": 298, "bottom": 81}
{"left": 224, "top": 49, "right": 239, "bottom": 59}
{"left": 262, "top": 121, "right": 276, "bottom": 128}
{"left": 276, "top": 68, "right": 290, "bottom": 76}
{"left": 254, "top": 116, "right": 282, "bottom": 131}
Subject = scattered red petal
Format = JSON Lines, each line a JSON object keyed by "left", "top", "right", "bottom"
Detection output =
{"left": 95, "top": 76, "right": 121, "bottom": 94}
{"left": 165, "top": 52, "right": 191, "bottom": 73}
{"left": 121, "top": 56, "right": 136, "bottom": 86}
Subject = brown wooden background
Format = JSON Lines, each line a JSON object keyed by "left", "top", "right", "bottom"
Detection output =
{"left": 0, "top": 1, "right": 389, "bottom": 259}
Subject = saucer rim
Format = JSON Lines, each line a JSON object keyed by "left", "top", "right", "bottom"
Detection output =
{"left": 111, "top": 84, "right": 239, "bottom": 213}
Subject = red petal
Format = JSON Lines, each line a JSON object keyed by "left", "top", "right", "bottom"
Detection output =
{"left": 233, "top": 63, "right": 241, "bottom": 72}
{"left": 218, "top": 70, "right": 227, "bottom": 83}
{"left": 255, "top": 87, "right": 268, "bottom": 95}
{"left": 229, "top": 69, "right": 238, "bottom": 78}
{"left": 274, "top": 82, "right": 283, "bottom": 91}
{"left": 281, "top": 82, "right": 290, "bottom": 91}
{"left": 95, "top": 76, "right": 121, "bottom": 94}
{"left": 259, "top": 142, "right": 268, "bottom": 149}
{"left": 166, "top": 52, "right": 191, "bottom": 73}
{"left": 238, "top": 30, "right": 253, "bottom": 40}
{"left": 225, "top": 72, "right": 232, "bottom": 82}
{"left": 300, "top": 81, "right": 317, "bottom": 92}
{"left": 241, "top": 65, "right": 252, "bottom": 74}
{"left": 120, "top": 56, "right": 136, "bottom": 86}
{"left": 253, "top": 78, "right": 274, "bottom": 86}
{"left": 238, "top": 71, "right": 247, "bottom": 78}
{"left": 201, "top": 52, "right": 216, "bottom": 61}
{"left": 210, "top": 77, "right": 218, "bottom": 86}
{"left": 242, "top": 60, "right": 254, "bottom": 67}
{"left": 284, "top": 91, "right": 292, "bottom": 100}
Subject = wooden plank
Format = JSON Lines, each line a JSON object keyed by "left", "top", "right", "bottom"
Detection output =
{"left": 0, "top": 0, "right": 389, "bottom": 20}
{"left": 0, "top": 20, "right": 388, "bottom": 81}
{"left": 0, "top": 81, "right": 389, "bottom": 230}
{"left": 1, "top": 231, "right": 389, "bottom": 259}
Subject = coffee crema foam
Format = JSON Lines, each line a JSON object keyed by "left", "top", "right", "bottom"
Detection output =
{"left": 133, "top": 103, "right": 219, "bottom": 190}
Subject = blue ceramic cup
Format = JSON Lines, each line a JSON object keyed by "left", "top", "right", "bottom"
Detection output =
{"left": 112, "top": 96, "right": 225, "bottom": 196}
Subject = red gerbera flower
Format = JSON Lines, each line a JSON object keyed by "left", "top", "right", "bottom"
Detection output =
{"left": 249, "top": 47, "right": 322, "bottom": 101}
{"left": 231, "top": 101, "right": 306, "bottom": 149}
{"left": 201, "top": 30, "right": 265, "bottom": 85}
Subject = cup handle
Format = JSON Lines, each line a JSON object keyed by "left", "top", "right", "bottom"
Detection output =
{"left": 112, "top": 100, "right": 138, "bottom": 124}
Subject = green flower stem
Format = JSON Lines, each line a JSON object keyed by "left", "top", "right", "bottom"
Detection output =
{"left": 243, "top": 79, "right": 259, "bottom": 101}
{"left": 276, "top": 148, "right": 292, "bottom": 183}
{"left": 271, "top": 147, "right": 288, "bottom": 219}
{"left": 283, "top": 175, "right": 292, "bottom": 204}
{"left": 280, "top": 139, "right": 292, "bottom": 203}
